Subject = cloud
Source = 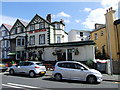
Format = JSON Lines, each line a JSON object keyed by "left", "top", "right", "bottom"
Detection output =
{"left": 82, "top": 0, "right": 119, "bottom": 30}
{"left": 84, "top": 8, "right": 92, "bottom": 12}
{"left": 64, "top": 19, "right": 71, "bottom": 23}
{"left": 75, "top": 19, "right": 81, "bottom": 23}
{"left": 101, "top": 0, "right": 119, "bottom": 9}
{"left": 82, "top": 8, "right": 106, "bottom": 29}
{"left": 0, "top": 15, "right": 29, "bottom": 26}
{"left": 54, "top": 12, "right": 71, "bottom": 18}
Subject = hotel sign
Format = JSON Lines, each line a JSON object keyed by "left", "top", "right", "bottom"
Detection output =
{"left": 29, "top": 29, "right": 46, "bottom": 34}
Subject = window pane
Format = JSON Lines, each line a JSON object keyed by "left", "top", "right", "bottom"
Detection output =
{"left": 22, "top": 39, "right": 24, "bottom": 46}
{"left": 17, "top": 51, "right": 20, "bottom": 59}
{"left": 17, "top": 39, "right": 21, "bottom": 46}
{"left": 39, "top": 34, "right": 45, "bottom": 44}
{"left": 80, "top": 32, "right": 83, "bottom": 37}
{"left": 35, "top": 24, "right": 39, "bottom": 29}
{"left": 57, "top": 36, "right": 61, "bottom": 43}
{"left": 40, "top": 23, "right": 44, "bottom": 28}
{"left": 29, "top": 36, "right": 35, "bottom": 45}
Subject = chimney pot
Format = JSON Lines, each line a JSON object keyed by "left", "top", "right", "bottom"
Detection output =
{"left": 106, "top": 10, "right": 108, "bottom": 12}
{"left": 110, "top": 7, "right": 112, "bottom": 10}
{"left": 60, "top": 19, "right": 64, "bottom": 23}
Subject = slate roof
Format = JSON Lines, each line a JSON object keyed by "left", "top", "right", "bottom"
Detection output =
{"left": 19, "top": 19, "right": 28, "bottom": 27}
{"left": 3, "top": 24, "right": 12, "bottom": 31}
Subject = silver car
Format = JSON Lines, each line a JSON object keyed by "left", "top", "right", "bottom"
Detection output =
{"left": 9, "top": 61, "right": 46, "bottom": 77}
{"left": 52, "top": 61, "right": 102, "bottom": 84}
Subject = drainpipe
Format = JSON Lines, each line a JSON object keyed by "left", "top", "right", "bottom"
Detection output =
{"left": 66, "top": 49, "right": 68, "bottom": 61}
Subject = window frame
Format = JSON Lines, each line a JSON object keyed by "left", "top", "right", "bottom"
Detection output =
{"left": 94, "top": 33, "right": 98, "bottom": 40}
{"left": 80, "top": 32, "right": 83, "bottom": 37}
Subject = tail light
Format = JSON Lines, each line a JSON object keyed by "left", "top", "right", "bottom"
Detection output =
{"left": 35, "top": 66, "right": 40, "bottom": 68}
{"left": 6, "top": 64, "right": 8, "bottom": 67}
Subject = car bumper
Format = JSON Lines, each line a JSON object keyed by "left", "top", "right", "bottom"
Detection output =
{"left": 36, "top": 71, "right": 46, "bottom": 75}
{"left": 95, "top": 74, "right": 103, "bottom": 82}
{"left": 0, "top": 68, "right": 8, "bottom": 72}
{"left": 97, "top": 77, "right": 103, "bottom": 82}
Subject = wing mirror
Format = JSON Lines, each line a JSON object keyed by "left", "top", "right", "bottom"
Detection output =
{"left": 81, "top": 67, "right": 84, "bottom": 71}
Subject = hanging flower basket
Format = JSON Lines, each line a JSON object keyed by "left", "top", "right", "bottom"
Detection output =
{"left": 52, "top": 52, "right": 57, "bottom": 55}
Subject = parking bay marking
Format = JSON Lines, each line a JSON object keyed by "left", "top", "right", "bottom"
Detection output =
{"left": 7, "top": 83, "right": 39, "bottom": 89}
{"left": 2, "top": 84, "right": 22, "bottom": 89}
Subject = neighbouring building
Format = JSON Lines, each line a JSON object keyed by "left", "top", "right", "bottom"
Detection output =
{"left": 90, "top": 7, "right": 120, "bottom": 61}
{"left": 68, "top": 30, "right": 90, "bottom": 42}
{"left": 10, "top": 19, "right": 28, "bottom": 60}
{"left": 0, "top": 24, "right": 12, "bottom": 61}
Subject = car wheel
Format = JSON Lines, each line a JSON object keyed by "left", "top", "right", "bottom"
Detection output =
{"left": 29, "top": 71, "right": 36, "bottom": 78}
{"left": 87, "top": 75, "right": 97, "bottom": 84}
{"left": 9, "top": 69, "right": 14, "bottom": 75}
{"left": 54, "top": 74, "right": 62, "bottom": 81}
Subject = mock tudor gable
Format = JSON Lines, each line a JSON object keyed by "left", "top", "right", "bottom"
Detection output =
{"left": 26, "top": 14, "right": 55, "bottom": 47}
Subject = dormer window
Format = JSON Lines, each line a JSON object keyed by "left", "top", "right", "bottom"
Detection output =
{"left": 55, "top": 24, "right": 60, "bottom": 29}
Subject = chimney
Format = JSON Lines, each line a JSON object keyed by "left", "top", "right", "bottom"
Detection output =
{"left": 46, "top": 14, "right": 52, "bottom": 23}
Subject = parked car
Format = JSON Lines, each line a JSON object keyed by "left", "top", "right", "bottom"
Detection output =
{"left": 9, "top": 61, "right": 46, "bottom": 77}
{"left": 0, "top": 62, "right": 8, "bottom": 72}
{"left": 52, "top": 61, "right": 102, "bottom": 84}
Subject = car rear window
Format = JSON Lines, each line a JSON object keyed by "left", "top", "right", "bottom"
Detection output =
{"left": 36, "top": 63, "right": 43, "bottom": 66}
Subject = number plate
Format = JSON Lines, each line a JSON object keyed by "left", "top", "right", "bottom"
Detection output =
{"left": 41, "top": 72, "right": 45, "bottom": 74}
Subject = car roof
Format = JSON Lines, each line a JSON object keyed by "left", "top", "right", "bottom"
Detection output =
{"left": 56, "top": 61, "right": 80, "bottom": 64}
{"left": 22, "top": 61, "right": 42, "bottom": 63}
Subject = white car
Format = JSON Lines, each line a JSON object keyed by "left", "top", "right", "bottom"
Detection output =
{"left": 9, "top": 61, "right": 46, "bottom": 77}
{"left": 52, "top": 61, "right": 102, "bottom": 84}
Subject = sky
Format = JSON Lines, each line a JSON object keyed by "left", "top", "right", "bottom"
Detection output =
{"left": 0, "top": 0, "right": 119, "bottom": 32}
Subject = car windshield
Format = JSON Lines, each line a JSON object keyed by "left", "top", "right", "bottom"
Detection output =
{"left": 36, "top": 63, "right": 43, "bottom": 66}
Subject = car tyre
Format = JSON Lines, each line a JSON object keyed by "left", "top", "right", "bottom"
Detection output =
{"left": 29, "top": 71, "right": 36, "bottom": 78}
{"left": 87, "top": 75, "right": 97, "bottom": 84}
{"left": 54, "top": 74, "right": 62, "bottom": 81}
{"left": 9, "top": 69, "right": 14, "bottom": 75}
